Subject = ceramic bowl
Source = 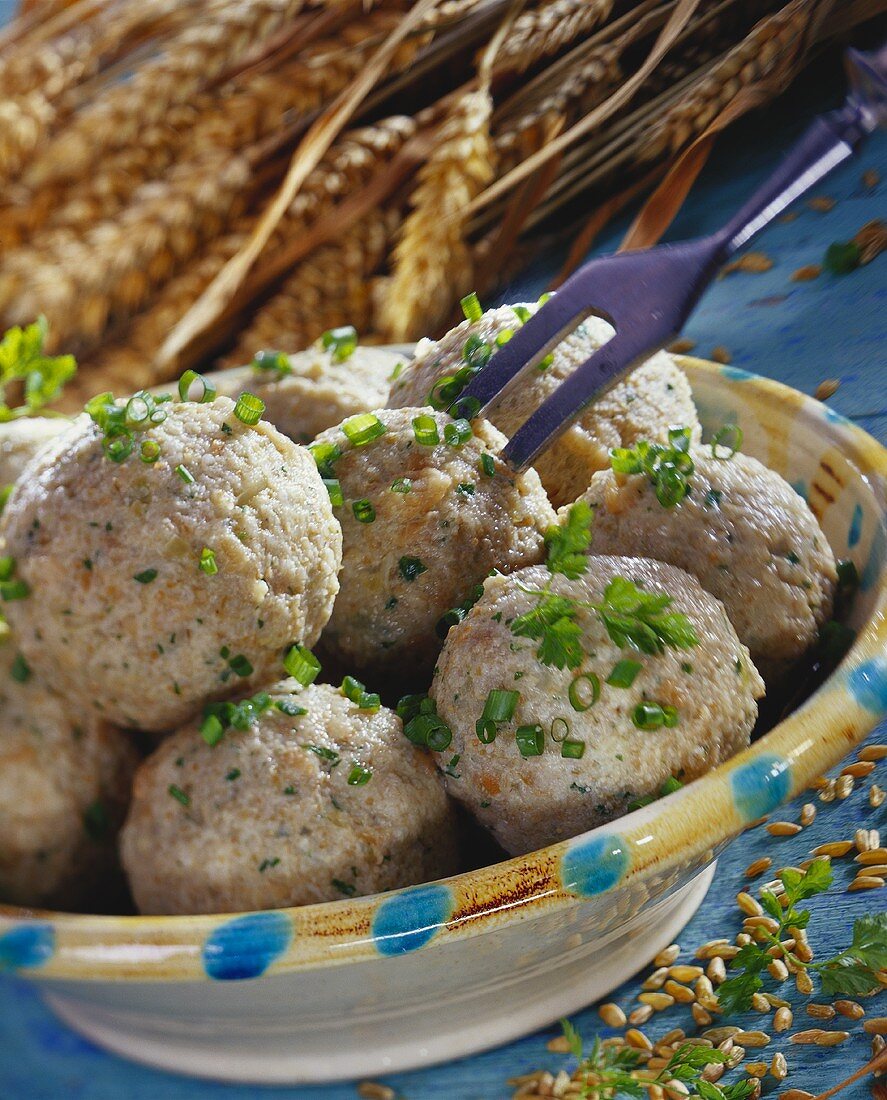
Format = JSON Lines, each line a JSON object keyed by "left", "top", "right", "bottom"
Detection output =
{"left": 2, "top": 358, "right": 886, "bottom": 1085}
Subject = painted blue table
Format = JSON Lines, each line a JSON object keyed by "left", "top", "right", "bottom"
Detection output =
{"left": 1, "top": 54, "right": 885, "bottom": 1100}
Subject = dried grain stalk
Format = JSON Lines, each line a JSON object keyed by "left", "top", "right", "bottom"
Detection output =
{"left": 21, "top": 0, "right": 331, "bottom": 190}
{"left": 380, "top": 87, "right": 495, "bottom": 340}
{"left": 222, "top": 206, "right": 399, "bottom": 367}
{"left": 492, "top": 0, "right": 614, "bottom": 74}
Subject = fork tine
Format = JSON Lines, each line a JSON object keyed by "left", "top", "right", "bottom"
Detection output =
{"left": 502, "top": 328, "right": 669, "bottom": 473}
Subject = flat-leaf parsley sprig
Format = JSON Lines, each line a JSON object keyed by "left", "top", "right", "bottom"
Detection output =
{"left": 611, "top": 426, "right": 696, "bottom": 508}
{"left": 717, "top": 857, "right": 887, "bottom": 1013}
{"left": 0, "top": 317, "right": 76, "bottom": 422}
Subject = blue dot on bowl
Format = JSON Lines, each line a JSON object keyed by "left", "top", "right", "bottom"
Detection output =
{"left": 790, "top": 480, "right": 808, "bottom": 502}
{"left": 731, "top": 754, "right": 792, "bottom": 821}
{"left": 372, "top": 884, "right": 453, "bottom": 956}
{"left": 203, "top": 911, "right": 292, "bottom": 981}
{"left": 561, "top": 833, "right": 629, "bottom": 897}
{"left": 0, "top": 922, "right": 55, "bottom": 972}
{"left": 848, "top": 503, "right": 863, "bottom": 549}
{"left": 720, "top": 366, "right": 753, "bottom": 381}
{"left": 862, "top": 520, "right": 887, "bottom": 593}
{"left": 848, "top": 656, "right": 887, "bottom": 715}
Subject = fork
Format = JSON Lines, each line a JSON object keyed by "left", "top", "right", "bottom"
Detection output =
{"left": 450, "top": 45, "right": 887, "bottom": 472}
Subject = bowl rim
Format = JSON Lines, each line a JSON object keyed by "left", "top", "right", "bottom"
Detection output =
{"left": 3, "top": 357, "right": 887, "bottom": 984}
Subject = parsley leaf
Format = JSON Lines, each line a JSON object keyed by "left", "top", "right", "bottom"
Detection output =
{"left": 817, "top": 912, "right": 887, "bottom": 996}
{"left": 545, "top": 501, "right": 593, "bottom": 578}
{"left": 592, "top": 576, "right": 698, "bottom": 654}
{"left": 511, "top": 593, "right": 584, "bottom": 670}
{"left": 0, "top": 317, "right": 76, "bottom": 421}
{"left": 611, "top": 427, "right": 695, "bottom": 508}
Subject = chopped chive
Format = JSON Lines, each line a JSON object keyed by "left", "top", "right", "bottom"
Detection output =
{"left": 168, "top": 784, "right": 190, "bottom": 807}
{"left": 568, "top": 672, "right": 600, "bottom": 712}
{"left": 632, "top": 702, "right": 678, "bottom": 730}
{"left": 175, "top": 464, "right": 194, "bottom": 484}
{"left": 404, "top": 712, "right": 452, "bottom": 751}
{"left": 1, "top": 578, "right": 30, "bottom": 601}
{"left": 561, "top": 738, "right": 585, "bottom": 759}
{"left": 234, "top": 392, "right": 265, "bottom": 426}
{"left": 309, "top": 441, "right": 341, "bottom": 477}
{"left": 342, "top": 412, "right": 385, "bottom": 446}
{"left": 200, "top": 713, "right": 225, "bottom": 746}
{"left": 460, "top": 291, "right": 483, "bottom": 322}
{"left": 258, "top": 857, "right": 280, "bottom": 873}
{"left": 321, "top": 325, "right": 358, "bottom": 363}
{"left": 389, "top": 361, "right": 404, "bottom": 382}
{"left": 178, "top": 369, "right": 216, "bottom": 403}
{"left": 444, "top": 418, "right": 472, "bottom": 447}
{"left": 512, "top": 305, "right": 532, "bottom": 324}
{"left": 226, "top": 768, "right": 241, "bottom": 781}
{"left": 199, "top": 547, "right": 218, "bottom": 575}
{"left": 228, "top": 654, "right": 253, "bottom": 677}
{"left": 391, "top": 477, "right": 412, "bottom": 494}
{"left": 304, "top": 744, "right": 340, "bottom": 765}
{"left": 140, "top": 439, "right": 161, "bottom": 464}
{"left": 398, "top": 556, "right": 427, "bottom": 582}
{"left": 275, "top": 699, "right": 307, "bottom": 717}
{"left": 251, "top": 349, "right": 291, "bottom": 376}
{"left": 480, "top": 453, "right": 495, "bottom": 477}
{"left": 475, "top": 718, "right": 497, "bottom": 743}
{"left": 104, "top": 433, "right": 134, "bottom": 463}
{"left": 456, "top": 482, "right": 475, "bottom": 496}
{"left": 133, "top": 569, "right": 157, "bottom": 584}
{"left": 332, "top": 877, "right": 357, "bottom": 896}
{"left": 10, "top": 652, "right": 31, "bottom": 683}
{"left": 660, "top": 775, "right": 683, "bottom": 795}
{"left": 352, "top": 498, "right": 376, "bottom": 524}
{"left": 412, "top": 414, "right": 440, "bottom": 446}
{"left": 495, "top": 329, "right": 514, "bottom": 347}
{"left": 0, "top": 557, "right": 14, "bottom": 582}
{"left": 482, "top": 688, "right": 519, "bottom": 723}
{"left": 0, "top": 484, "right": 12, "bottom": 514}
{"left": 515, "top": 723, "right": 544, "bottom": 758}
{"left": 323, "top": 478, "right": 344, "bottom": 507}
{"left": 283, "top": 643, "right": 321, "bottom": 685}
{"left": 606, "top": 659, "right": 643, "bottom": 688}
{"left": 711, "top": 423, "right": 743, "bottom": 459}
{"left": 550, "top": 717, "right": 570, "bottom": 743}
{"left": 347, "top": 763, "right": 372, "bottom": 786}
{"left": 341, "top": 675, "right": 381, "bottom": 712}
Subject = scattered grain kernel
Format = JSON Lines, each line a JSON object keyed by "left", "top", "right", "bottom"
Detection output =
{"left": 790, "top": 1030, "right": 824, "bottom": 1044}
{"left": 849, "top": 876, "right": 885, "bottom": 891}
{"left": 643, "top": 967, "right": 669, "bottom": 991}
{"left": 669, "top": 965, "right": 703, "bottom": 982}
{"left": 664, "top": 980, "right": 696, "bottom": 1004}
{"left": 639, "top": 992, "right": 675, "bottom": 1011}
{"left": 795, "top": 970, "right": 814, "bottom": 995}
{"left": 660, "top": 1028, "right": 687, "bottom": 1047}
{"left": 871, "top": 784, "right": 886, "bottom": 808}
{"left": 736, "top": 1031, "right": 771, "bottom": 1048}
{"left": 695, "top": 976, "right": 714, "bottom": 1000}
{"left": 700, "top": 1062, "right": 724, "bottom": 1083}
{"left": 798, "top": 803, "right": 817, "bottom": 826}
{"left": 737, "top": 891, "right": 763, "bottom": 917}
{"left": 793, "top": 265, "right": 822, "bottom": 283}
{"left": 771, "top": 1052, "right": 788, "bottom": 1080}
{"left": 625, "top": 1028, "right": 653, "bottom": 1051}
{"left": 864, "top": 1019, "right": 887, "bottom": 1035}
{"left": 357, "top": 1084, "right": 395, "bottom": 1100}
{"left": 835, "top": 775, "right": 854, "bottom": 799}
{"left": 807, "top": 1003, "right": 836, "bottom": 1020}
{"left": 745, "top": 1063, "right": 768, "bottom": 1078}
{"left": 765, "top": 994, "right": 791, "bottom": 1009}
{"left": 744, "top": 916, "right": 780, "bottom": 934}
{"left": 668, "top": 338, "right": 696, "bottom": 354}
{"left": 857, "top": 865, "right": 887, "bottom": 878}
{"left": 856, "top": 827, "right": 881, "bottom": 852}
{"left": 816, "top": 1031, "right": 850, "bottom": 1047}
{"left": 707, "top": 957, "right": 727, "bottom": 984}
{"left": 808, "top": 195, "right": 836, "bottom": 212}
{"left": 812, "top": 840, "right": 852, "bottom": 857}
{"left": 736, "top": 932, "right": 753, "bottom": 947}
{"left": 860, "top": 744, "right": 887, "bottom": 761}
{"left": 711, "top": 346, "right": 732, "bottom": 364}
{"left": 745, "top": 857, "right": 772, "bottom": 878}
{"left": 834, "top": 999, "right": 864, "bottom": 1020}
{"left": 648, "top": 1085, "right": 666, "bottom": 1100}
{"left": 547, "top": 1035, "right": 572, "bottom": 1053}
{"left": 751, "top": 993, "right": 771, "bottom": 1013}
{"left": 768, "top": 959, "right": 789, "bottom": 981}
{"left": 722, "top": 252, "right": 774, "bottom": 275}
{"left": 629, "top": 1005, "right": 654, "bottom": 1026}
{"left": 862, "top": 168, "right": 881, "bottom": 189}
{"left": 794, "top": 941, "right": 814, "bottom": 963}
{"left": 844, "top": 760, "right": 877, "bottom": 779}
{"left": 774, "top": 1007, "right": 793, "bottom": 1032}
{"left": 692, "top": 1003, "right": 712, "bottom": 1028}
{"left": 654, "top": 944, "right": 681, "bottom": 968}
{"left": 767, "top": 821, "right": 802, "bottom": 837}
{"left": 818, "top": 781, "right": 836, "bottom": 802}
{"left": 663, "top": 1081, "right": 690, "bottom": 1099}
{"left": 726, "top": 1046, "right": 746, "bottom": 1070}
{"left": 857, "top": 848, "right": 887, "bottom": 864}
{"left": 703, "top": 1027, "right": 741, "bottom": 1043}
{"left": 598, "top": 1003, "right": 626, "bottom": 1028}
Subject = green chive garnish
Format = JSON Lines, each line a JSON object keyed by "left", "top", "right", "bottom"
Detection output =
{"left": 321, "top": 325, "right": 358, "bottom": 363}
{"left": 632, "top": 702, "right": 679, "bottom": 730}
{"left": 10, "top": 652, "right": 31, "bottom": 683}
{"left": 606, "top": 659, "right": 643, "bottom": 688}
{"left": 568, "top": 672, "right": 600, "bottom": 712}
{"left": 391, "top": 478, "right": 412, "bottom": 494}
{"left": 200, "top": 713, "right": 224, "bottom": 746}
{"left": 456, "top": 482, "right": 475, "bottom": 496}
{"left": 561, "top": 739, "right": 585, "bottom": 759}
{"left": 310, "top": 442, "right": 341, "bottom": 477}
{"left": 168, "top": 784, "right": 190, "bottom": 807}
{"left": 175, "top": 464, "right": 194, "bottom": 484}
{"left": 444, "top": 418, "right": 472, "bottom": 447}
{"left": 226, "top": 768, "right": 241, "bottom": 781}
{"left": 199, "top": 547, "right": 218, "bottom": 575}
{"left": 460, "top": 291, "right": 483, "bottom": 322}
{"left": 404, "top": 713, "right": 452, "bottom": 751}
{"left": 711, "top": 423, "right": 743, "bottom": 460}
{"left": 140, "top": 439, "right": 161, "bottom": 464}
{"left": 412, "top": 414, "right": 440, "bottom": 446}
{"left": 251, "top": 349, "right": 292, "bottom": 376}
{"left": 323, "top": 478, "right": 344, "bottom": 507}
{"left": 228, "top": 654, "right": 253, "bottom": 677}
{"left": 341, "top": 675, "right": 381, "bottom": 712}
{"left": 342, "top": 412, "right": 385, "bottom": 447}
{"left": 480, "top": 453, "right": 495, "bottom": 477}
{"left": 482, "top": 688, "right": 519, "bottom": 723}
{"left": 515, "top": 723, "right": 544, "bottom": 758}
{"left": 283, "top": 643, "right": 321, "bottom": 685}
{"left": 0, "top": 484, "right": 12, "bottom": 515}
{"left": 133, "top": 569, "right": 157, "bottom": 584}
{"left": 234, "top": 392, "right": 265, "bottom": 426}
{"left": 475, "top": 718, "right": 497, "bottom": 743}
{"left": 347, "top": 763, "right": 372, "bottom": 786}
{"left": 178, "top": 369, "right": 216, "bottom": 404}
{"left": 398, "top": 556, "right": 427, "bottom": 582}
{"left": 352, "top": 499, "right": 376, "bottom": 524}
{"left": 0, "top": 580, "right": 30, "bottom": 601}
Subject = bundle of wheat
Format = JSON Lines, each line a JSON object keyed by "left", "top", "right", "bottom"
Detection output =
{"left": 0, "top": 0, "right": 878, "bottom": 394}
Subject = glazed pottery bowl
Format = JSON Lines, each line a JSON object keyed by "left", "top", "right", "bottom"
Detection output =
{"left": 2, "top": 358, "right": 886, "bottom": 1085}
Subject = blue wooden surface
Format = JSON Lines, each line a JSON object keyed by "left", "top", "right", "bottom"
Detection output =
{"left": 1, "top": 53, "right": 885, "bottom": 1100}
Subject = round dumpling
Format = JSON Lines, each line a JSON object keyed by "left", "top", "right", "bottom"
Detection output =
{"left": 119, "top": 681, "right": 460, "bottom": 914}
{"left": 579, "top": 445, "right": 837, "bottom": 682}
{"left": 0, "top": 395, "right": 342, "bottom": 732}
{"left": 214, "top": 339, "right": 404, "bottom": 444}
{"left": 388, "top": 302, "right": 701, "bottom": 506}
{"left": 311, "top": 407, "right": 555, "bottom": 685}
{"left": 0, "top": 642, "right": 139, "bottom": 908}
{"left": 0, "top": 416, "right": 71, "bottom": 487}
{"left": 431, "top": 555, "right": 764, "bottom": 855}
